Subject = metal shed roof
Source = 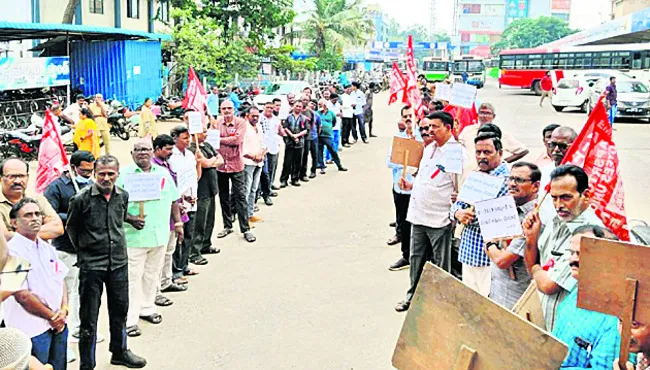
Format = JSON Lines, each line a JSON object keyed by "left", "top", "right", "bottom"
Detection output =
{"left": 0, "top": 21, "right": 171, "bottom": 42}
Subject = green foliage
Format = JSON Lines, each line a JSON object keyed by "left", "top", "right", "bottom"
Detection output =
{"left": 491, "top": 17, "right": 577, "bottom": 56}
{"left": 314, "top": 50, "right": 344, "bottom": 71}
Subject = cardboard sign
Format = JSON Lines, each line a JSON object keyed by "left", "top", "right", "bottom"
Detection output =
{"left": 440, "top": 142, "right": 464, "bottom": 174}
{"left": 205, "top": 128, "right": 221, "bottom": 150}
{"left": 187, "top": 111, "right": 204, "bottom": 135}
{"left": 390, "top": 136, "right": 425, "bottom": 168}
{"left": 450, "top": 83, "right": 477, "bottom": 109}
{"left": 434, "top": 82, "right": 451, "bottom": 101}
{"left": 392, "top": 263, "right": 567, "bottom": 370}
{"left": 123, "top": 173, "right": 163, "bottom": 202}
{"left": 512, "top": 282, "right": 547, "bottom": 331}
{"left": 176, "top": 168, "right": 197, "bottom": 194}
{"left": 475, "top": 195, "right": 523, "bottom": 241}
{"left": 457, "top": 172, "right": 505, "bottom": 204}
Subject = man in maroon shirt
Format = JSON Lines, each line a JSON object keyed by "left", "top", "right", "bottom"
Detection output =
{"left": 539, "top": 71, "right": 553, "bottom": 107}
{"left": 212, "top": 100, "right": 256, "bottom": 243}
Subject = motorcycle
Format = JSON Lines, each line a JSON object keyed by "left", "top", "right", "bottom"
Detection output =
{"left": 154, "top": 95, "right": 185, "bottom": 120}
{"left": 106, "top": 101, "right": 131, "bottom": 141}
{"left": 630, "top": 219, "right": 650, "bottom": 246}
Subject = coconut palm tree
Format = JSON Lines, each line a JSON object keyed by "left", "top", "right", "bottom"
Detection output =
{"left": 289, "top": 0, "right": 374, "bottom": 56}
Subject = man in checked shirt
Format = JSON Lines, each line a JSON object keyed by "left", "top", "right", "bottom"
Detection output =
{"left": 452, "top": 133, "right": 510, "bottom": 297}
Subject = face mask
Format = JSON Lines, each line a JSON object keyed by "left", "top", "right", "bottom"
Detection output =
{"left": 74, "top": 175, "right": 93, "bottom": 184}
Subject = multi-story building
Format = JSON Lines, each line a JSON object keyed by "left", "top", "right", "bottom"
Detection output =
{"left": 612, "top": 0, "right": 650, "bottom": 18}
{"left": 456, "top": 0, "right": 506, "bottom": 55}
{"left": 366, "top": 4, "right": 388, "bottom": 42}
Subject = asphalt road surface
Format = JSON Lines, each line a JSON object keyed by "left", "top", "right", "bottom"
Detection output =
{"left": 65, "top": 79, "right": 650, "bottom": 369}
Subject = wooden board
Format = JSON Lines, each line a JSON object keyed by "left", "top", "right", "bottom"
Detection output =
{"left": 392, "top": 263, "right": 566, "bottom": 370}
{"left": 512, "top": 281, "right": 547, "bottom": 331}
{"left": 390, "top": 136, "right": 425, "bottom": 168}
{"left": 578, "top": 237, "right": 650, "bottom": 323}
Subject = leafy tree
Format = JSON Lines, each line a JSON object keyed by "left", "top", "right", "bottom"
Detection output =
{"left": 402, "top": 25, "right": 429, "bottom": 43}
{"left": 491, "top": 17, "right": 577, "bottom": 56}
{"left": 433, "top": 33, "right": 451, "bottom": 42}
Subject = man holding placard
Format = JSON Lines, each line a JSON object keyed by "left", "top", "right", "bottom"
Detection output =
{"left": 452, "top": 133, "right": 510, "bottom": 297}
{"left": 523, "top": 165, "right": 604, "bottom": 331}
{"left": 394, "top": 111, "right": 465, "bottom": 312}
{"left": 485, "top": 162, "right": 540, "bottom": 309}
{"left": 616, "top": 320, "right": 650, "bottom": 369}
{"left": 116, "top": 139, "right": 182, "bottom": 337}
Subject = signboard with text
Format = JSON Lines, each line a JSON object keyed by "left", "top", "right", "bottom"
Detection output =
{"left": 0, "top": 57, "right": 70, "bottom": 91}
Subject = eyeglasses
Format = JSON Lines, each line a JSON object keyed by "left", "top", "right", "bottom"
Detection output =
{"left": 418, "top": 125, "right": 432, "bottom": 132}
{"left": 133, "top": 147, "right": 152, "bottom": 153}
{"left": 2, "top": 174, "right": 28, "bottom": 181}
{"left": 547, "top": 141, "right": 569, "bottom": 151}
{"left": 478, "top": 110, "right": 494, "bottom": 116}
{"left": 507, "top": 176, "right": 533, "bottom": 184}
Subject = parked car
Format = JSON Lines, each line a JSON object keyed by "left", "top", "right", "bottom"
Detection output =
{"left": 551, "top": 77, "right": 591, "bottom": 112}
{"left": 570, "top": 70, "right": 634, "bottom": 86}
{"left": 587, "top": 78, "right": 650, "bottom": 121}
{"left": 253, "top": 80, "right": 311, "bottom": 113}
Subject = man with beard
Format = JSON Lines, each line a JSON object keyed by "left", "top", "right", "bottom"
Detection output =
{"left": 67, "top": 155, "right": 147, "bottom": 369}
{"left": 116, "top": 140, "right": 182, "bottom": 337}
{"left": 452, "top": 133, "right": 510, "bottom": 297}
{"left": 552, "top": 225, "right": 620, "bottom": 368}
{"left": 394, "top": 111, "right": 465, "bottom": 312}
{"left": 486, "top": 162, "right": 540, "bottom": 309}
{"left": 523, "top": 165, "right": 604, "bottom": 331}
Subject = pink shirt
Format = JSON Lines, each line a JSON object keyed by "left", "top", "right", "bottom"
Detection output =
{"left": 3, "top": 234, "right": 68, "bottom": 338}
{"left": 533, "top": 151, "right": 554, "bottom": 168}
{"left": 242, "top": 121, "right": 265, "bottom": 167}
{"left": 214, "top": 116, "right": 246, "bottom": 173}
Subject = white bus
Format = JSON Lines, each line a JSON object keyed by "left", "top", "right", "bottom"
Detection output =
{"left": 451, "top": 55, "right": 486, "bottom": 88}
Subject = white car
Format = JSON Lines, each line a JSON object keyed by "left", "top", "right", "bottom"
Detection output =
{"left": 570, "top": 69, "right": 634, "bottom": 86}
{"left": 551, "top": 77, "right": 591, "bottom": 112}
{"left": 253, "top": 80, "right": 311, "bottom": 117}
{"left": 587, "top": 78, "right": 650, "bottom": 121}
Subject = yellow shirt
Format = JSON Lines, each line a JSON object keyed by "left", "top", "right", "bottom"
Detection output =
{"left": 88, "top": 103, "right": 109, "bottom": 131}
{"left": 73, "top": 118, "right": 101, "bottom": 158}
{"left": 138, "top": 105, "right": 158, "bottom": 138}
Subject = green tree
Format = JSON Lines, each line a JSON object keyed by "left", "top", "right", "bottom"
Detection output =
{"left": 433, "top": 33, "right": 451, "bottom": 42}
{"left": 402, "top": 24, "right": 429, "bottom": 43}
{"left": 491, "top": 17, "right": 577, "bottom": 56}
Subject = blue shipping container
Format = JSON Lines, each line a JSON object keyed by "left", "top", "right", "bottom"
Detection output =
{"left": 70, "top": 40, "right": 162, "bottom": 110}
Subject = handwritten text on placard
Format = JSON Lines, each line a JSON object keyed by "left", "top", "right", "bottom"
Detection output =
{"left": 123, "top": 173, "right": 163, "bottom": 202}
{"left": 187, "top": 112, "right": 204, "bottom": 134}
{"left": 475, "top": 195, "right": 523, "bottom": 240}
{"left": 457, "top": 171, "right": 504, "bottom": 204}
{"left": 449, "top": 83, "right": 477, "bottom": 109}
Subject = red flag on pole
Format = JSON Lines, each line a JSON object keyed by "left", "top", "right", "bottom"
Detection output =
{"left": 557, "top": 97, "right": 630, "bottom": 241}
{"left": 182, "top": 66, "right": 207, "bottom": 115}
{"left": 36, "top": 110, "right": 69, "bottom": 193}
{"left": 405, "top": 35, "right": 425, "bottom": 119}
{"left": 443, "top": 103, "right": 479, "bottom": 139}
{"left": 389, "top": 62, "right": 408, "bottom": 105}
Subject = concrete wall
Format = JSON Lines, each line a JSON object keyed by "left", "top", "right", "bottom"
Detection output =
{"left": 82, "top": 0, "right": 116, "bottom": 27}
{"left": 613, "top": 0, "right": 650, "bottom": 18}
{"left": 40, "top": 0, "right": 68, "bottom": 23}
{"left": 120, "top": 0, "right": 149, "bottom": 31}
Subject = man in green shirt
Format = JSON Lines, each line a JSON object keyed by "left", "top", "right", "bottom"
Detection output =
{"left": 115, "top": 139, "right": 182, "bottom": 337}
{"left": 316, "top": 99, "right": 347, "bottom": 175}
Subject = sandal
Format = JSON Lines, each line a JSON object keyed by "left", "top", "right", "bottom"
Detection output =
{"left": 173, "top": 276, "right": 189, "bottom": 285}
{"left": 126, "top": 326, "right": 141, "bottom": 337}
{"left": 154, "top": 295, "right": 173, "bottom": 307}
{"left": 161, "top": 283, "right": 187, "bottom": 293}
{"left": 183, "top": 269, "right": 199, "bottom": 276}
{"left": 201, "top": 247, "right": 221, "bottom": 255}
{"left": 244, "top": 231, "right": 256, "bottom": 243}
{"left": 139, "top": 313, "right": 163, "bottom": 325}
{"left": 217, "top": 228, "right": 233, "bottom": 238}
{"left": 190, "top": 257, "right": 208, "bottom": 266}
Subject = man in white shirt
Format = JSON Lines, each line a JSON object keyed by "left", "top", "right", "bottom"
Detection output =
{"left": 351, "top": 82, "right": 368, "bottom": 143}
{"left": 394, "top": 111, "right": 465, "bottom": 312}
{"left": 340, "top": 85, "right": 355, "bottom": 147}
{"left": 242, "top": 107, "right": 266, "bottom": 223}
{"left": 62, "top": 94, "right": 87, "bottom": 125}
{"left": 168, "top": 125, "right": 200, "bottom": 281}
{"left": 259, "top": 101, "right": 284, "bottom": 205}
{"left": 539, "top": 126, "right": 577, "bottom": 224}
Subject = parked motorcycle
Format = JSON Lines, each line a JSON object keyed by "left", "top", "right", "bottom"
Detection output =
{"left": 106, "top": 101, "right": 131, "bottom": 141}
{"left": 155, "top": 96, "right": 185, "bottom": 120}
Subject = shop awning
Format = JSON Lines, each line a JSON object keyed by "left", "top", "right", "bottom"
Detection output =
{"left": 0, "top": 21, "right": 171, "bottom": 42}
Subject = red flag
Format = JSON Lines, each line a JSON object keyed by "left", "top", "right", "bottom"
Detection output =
{"left": 182, "top": 66, "right": 207, "bottom": 115}
{"left": 405, "top": 35, "right": 425, "bottom": 119}
{"left": 36, "top": 110, "right": 69, "bottom": 193}
{"left": 389, "top": 62, "right": 407, "bottom": 105}
{"left": 558, "top": 97, "right": 629, "bottom": 241}
{"left": 443, "top": 103, "right": 479, "bottom": 139}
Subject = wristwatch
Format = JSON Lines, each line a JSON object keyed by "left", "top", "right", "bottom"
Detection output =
{"left": 486, "top": 241, "right": 500, "bottom": 251}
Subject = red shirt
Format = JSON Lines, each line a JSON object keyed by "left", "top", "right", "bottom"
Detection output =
{"left": 214, "top": 116, "right": 246, "bottom": 173}
{"left": 540, "top": 76, "right": 553, "bottom": 91}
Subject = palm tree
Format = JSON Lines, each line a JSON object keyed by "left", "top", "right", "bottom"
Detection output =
{"left": 289, "top": 0, "right": 374, "bottom": 56}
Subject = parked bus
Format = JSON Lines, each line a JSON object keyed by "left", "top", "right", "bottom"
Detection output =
{"left": 421, "top": 57, "right": 451, "bottom": 82}
{"left": 451, "top": 56, "right": 486, "bottom": 88}
{"left": 498, "top": 43, "right": 650, "bottom": 94}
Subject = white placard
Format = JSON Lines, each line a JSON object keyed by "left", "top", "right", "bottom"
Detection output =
{"left": 475, "top": 195, "right": 523, "bottom": 241}
{"left": 440, "top": 142, "right": 463, "bottom": 174}
{"left": 187, "top": 112, "right": 204, "bottom": 134}
{"left": 434, "top": 83, "right": 451, "bottom": 101}
{"left": 449, "top": 83, "right": 477, "bottom": 109}
{"left": 123, "top": 173, "right": 163, "bottom": 202}
{"left": 457, "top": 171, "right": 505, "bottom": 204}
{"left": 205, "top": 129, "right": 221, "bottom": 150}
{"left": 177, "top": 168, "right": 197, "bottom": 194}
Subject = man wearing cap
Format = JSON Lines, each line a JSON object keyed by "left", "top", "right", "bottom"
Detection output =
{"left": 88, "top": 94, "right": 111, "bottom": 155}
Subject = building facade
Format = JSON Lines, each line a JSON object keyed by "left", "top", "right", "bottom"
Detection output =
{"left": 612, "top": 0, "right": 650, "bottom": 18}
{"left": 457, "top": 0, "right": 506, "bottom": 55}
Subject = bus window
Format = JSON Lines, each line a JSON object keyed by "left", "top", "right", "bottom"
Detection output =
{"left": 632, "top": 52, "right": 642, "bottom": 69}
{"left": 500, "top": 56, "right": 515, "bottom": 69}
{"left": 529, "top": 55, "right": 542, "bottom": 69}
{"left": 467, "top": 61, "right": 484, "bottom": 72}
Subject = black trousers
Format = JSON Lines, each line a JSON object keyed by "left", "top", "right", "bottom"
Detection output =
{"left": 341, "top": 117, "right": 354, "bottom": 144}
{"left": 174, "top": 211, "right": 195, "bottom": 273}
{"left": 217, "top": 170, "right": 250, "bottom": 233}
{"left": 193, "top": 197, "right": 216, "bottom": 255}
{"left": 300, "top": 138, "right": 319, "bottom": 177}
{"left": 78, "top": 265, "right": 128, "bottom": 370}
{"left": 280, "top": 146, "right": 303, "bottom": 183}
{"left": 393, "top": 190, "right": 412, "bottom": 261}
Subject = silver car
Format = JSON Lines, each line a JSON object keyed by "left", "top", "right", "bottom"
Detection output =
{"left": 587, "top": 78, "right": 650, "bottom": 121}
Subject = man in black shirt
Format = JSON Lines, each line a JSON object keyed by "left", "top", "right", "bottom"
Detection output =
{"left": 67, "top": 155, "right": 146, "bottom": 370}
{"left": 280, "top": 101, "right": 308, "bottom": 187}
{"left": 188, "top": 127, "right": 223, "bottom": 266}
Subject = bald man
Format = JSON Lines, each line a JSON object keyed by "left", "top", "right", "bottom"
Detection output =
{"left": 538, "top": 126, "right": 578, "bottom": 223}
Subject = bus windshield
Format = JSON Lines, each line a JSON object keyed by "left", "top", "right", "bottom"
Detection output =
{"left": 423, "top": 61, "right": 448, "bottom": 71}
{"left": 454, "top": 60, "right": 484, "bottom": 73}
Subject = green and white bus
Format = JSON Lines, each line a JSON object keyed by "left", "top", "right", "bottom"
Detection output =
{"left": 451, "top": 55, "right": 486, "bottom": 88}
{"left": 421, "top": 57, "right": 451, "bottom": 82}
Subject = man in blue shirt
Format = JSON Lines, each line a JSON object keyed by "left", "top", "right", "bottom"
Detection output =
{"left": 206, "top": 86, "right": 220, "bottom": 118}
{"left": 552, "top": 224, "right": 620, "bottom": 369}
{"left": 229, "top": 87, "right": 243, "bottom": 112}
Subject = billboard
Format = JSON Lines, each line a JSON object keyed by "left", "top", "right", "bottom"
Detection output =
{"left": 458, "top": 16, "right": 505, "bottom": 32}
{"left": 551, "top": 0, "right": 571, "bottom": 11}
{"left": 506, "top": 0, "right": 529, "bottom": 24}
{"left": 0, "top": 57, "right": 70, "bottom": 91}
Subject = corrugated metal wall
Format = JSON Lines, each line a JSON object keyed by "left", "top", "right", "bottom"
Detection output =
{"left": 70, "top": 40, "right": 162, "bottom": 109}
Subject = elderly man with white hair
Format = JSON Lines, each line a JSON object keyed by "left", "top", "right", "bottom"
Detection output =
{"left": 88, "top": 93, "right": 111, "bottom": 155}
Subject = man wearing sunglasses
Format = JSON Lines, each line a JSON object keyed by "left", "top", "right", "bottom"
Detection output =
{"left": 539, "top": 126, "right": 577, "bottom": 223}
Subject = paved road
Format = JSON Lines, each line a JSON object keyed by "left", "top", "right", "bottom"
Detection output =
{"left": 67, "top": 80, "right": 650, "bottom": 369}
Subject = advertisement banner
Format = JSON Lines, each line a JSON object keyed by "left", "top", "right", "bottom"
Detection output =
{"left": 458, "top": 16, "right": 505, "bottom": 32}
{"left": 551, "top": 0, "right": 571, "bottom": 11}
{"left": 506, "top": 0, "right": 529, "bottom": 23}
{"left": 0, "top": 57, "right": 70, "bottom": 91}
